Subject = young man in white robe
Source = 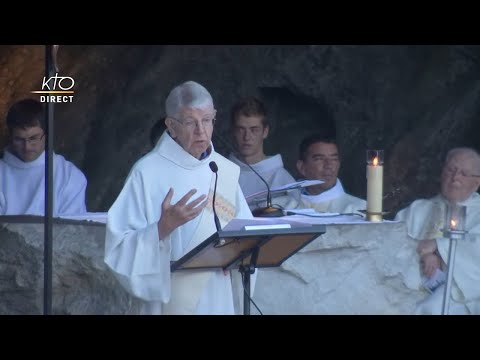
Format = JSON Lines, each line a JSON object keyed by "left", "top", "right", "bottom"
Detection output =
{"left": 0, "top": 98, "right": 87, "bottom": 216}
{"left": 104, "top": 81, "right": 254, "bottom": 315}
{"left": 227, "top": 97, "right": 296, "bottom": 211}
{"left": 283, "top": 134, "right": 366, "bottom": 214}
{"left": 395, "top": 147, "right": 480, "bottom": 315}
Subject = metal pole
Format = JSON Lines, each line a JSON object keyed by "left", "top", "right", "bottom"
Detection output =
{"left": 43, "top": 45, "right": 55, "bottom": 315}
{"left": 243, "top": 268, "right": 251, "bottom": 315}
{"left": 441, "top": 236, "right": 457, "bottom": 315}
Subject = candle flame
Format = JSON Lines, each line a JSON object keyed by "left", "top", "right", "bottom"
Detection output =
{"left": 451, "top": 219, "right": 457, "bottom": 229}
{"left": 373, "top": 157, "right": 378, "bottom": 166}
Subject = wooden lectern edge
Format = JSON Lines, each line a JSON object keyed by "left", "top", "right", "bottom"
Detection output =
{"left": 170, "top": 224, "right": 326, "bottom": 272}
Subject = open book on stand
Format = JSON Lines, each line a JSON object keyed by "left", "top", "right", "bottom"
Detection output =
{"left": 245, "top": 179, "right": 324, "bottom": 204}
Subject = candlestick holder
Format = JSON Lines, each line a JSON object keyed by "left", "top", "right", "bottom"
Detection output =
{"left": 441, "top": 203, "right": 467, "bottom": 315}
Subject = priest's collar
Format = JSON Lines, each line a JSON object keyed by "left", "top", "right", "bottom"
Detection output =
{"left": 199, "top": 149, "right": 210, "bottom": 160}
{"left": 438, "top": 192, "right": 480, "bottom": 206}
{"left": 2, "top": 149, "right": 46, "bottom": 169}
{"left": 157, "top": 130, "right": 214, "bottom": 169}
{"left": 301, "top": 179, "right": 345, "bottom": 203}
{"left": 229, "top": 153, "right": 284, "bottom": 172}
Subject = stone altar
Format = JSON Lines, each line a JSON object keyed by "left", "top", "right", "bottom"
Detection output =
{"left": 251, "top": 220, "right": 426, "bottom": 314}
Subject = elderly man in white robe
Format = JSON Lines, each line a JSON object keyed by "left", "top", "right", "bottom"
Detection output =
{"left": 0, "top": 98, "right": 87, "bottom": 216}
{"left": 227, "top": 97, "right": 296, "bottom": 210}
{"left": 395, "top": 147, "right": 480, "bottom": 315}
{"left": 104, "top": 81, "right": 253, "bottom": 315}
{"left": 283, "top": 134, "right": 366, "bottom": 214}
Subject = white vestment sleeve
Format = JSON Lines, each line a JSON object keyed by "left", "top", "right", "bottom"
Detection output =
{"left": 269, "top": 167, "right": 295, "bottom": 189}
{"left": 57, "top": 165, "right": 88, "bottom": 215}
{"left": 104, "top": 170, "right": 172, "bottom": 302}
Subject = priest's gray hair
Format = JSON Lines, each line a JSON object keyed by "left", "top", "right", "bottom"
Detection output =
{"left": 165, "top": 81, "right": 214, "bottom": 118}
{"left": 445, "top": 147, "right": 480, "bottom": 174}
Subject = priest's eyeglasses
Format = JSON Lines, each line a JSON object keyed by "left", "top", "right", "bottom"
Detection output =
{"left": 444, "top": 166, "right": 480, "bottom": 178}
{"left": 170, "top": 116, "right": 216, "bottom": 131}
{"left": 12, "top": 133, "right": 45, "bottom": 146}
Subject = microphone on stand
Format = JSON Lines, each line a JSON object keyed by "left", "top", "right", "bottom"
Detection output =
{"left": 244, "top": 160, "right": 284, "bottom": 218}
{"left": 213, "top": 133, "right": 284, "bottom": 218}
{"left": 209, "top": 161, "right": 222, "bottom": 231}
{"left": 209, "top": 161, "right": 225, "bottom": 245}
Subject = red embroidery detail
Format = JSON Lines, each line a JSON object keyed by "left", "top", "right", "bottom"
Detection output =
{"left": 206, "top": 190, "right": 235, "bottom": 221}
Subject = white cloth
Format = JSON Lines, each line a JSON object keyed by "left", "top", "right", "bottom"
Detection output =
{"left": 414, "top": 284, "right": 469, "bottom": 315}
{"left": 292, "top": 179, "right": 366, "bottom": 214}
{"left": 0, "top": 149, "right": 87, "bottom": 216}
{"left": 229, "top": 153, "right": 296, "bottom": 198}
{"left": 105, "top": 131, "right": 253, "bottom": 315}
{"left": 395, "top": 193, "right": 480, "bottom": 314}
{"left": 229, "top": 153, "right": 298, "bottom": 211}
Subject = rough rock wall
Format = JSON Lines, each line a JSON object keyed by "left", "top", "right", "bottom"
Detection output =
{"left": 0, "top": 217, "right": 141, "bottom": 315}
{"left": 1, "top": 45, "right": 479, "bottom": 215}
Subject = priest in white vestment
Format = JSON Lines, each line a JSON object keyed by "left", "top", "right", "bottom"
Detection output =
{"left": 104, "top": 81, "right": 254, "bottom": 315}
{"left": 395, "top": 147, "right": 480, "bottom": 315}
{"left": 227, "top": 97, "right": 297, "bottom": 210}
{"left": 0, "top": 98, "right": 87, "bottom": 216}
{"left": 282, "top": 134, "right": 366, "bottom": 214}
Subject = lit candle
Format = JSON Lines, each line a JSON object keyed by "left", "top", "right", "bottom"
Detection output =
{"left": 445, "top": 203, "right": 466, "bottom": 232}
{"left": 450, "top": 219, "right": 457, "bottom": 230}
{"left": 366, "top": 150, "right": 384, "bottom": 222}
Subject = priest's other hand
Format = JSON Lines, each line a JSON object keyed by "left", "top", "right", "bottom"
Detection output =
{"left": 420, "top": 253, "right": 441, "bottom": 278}
{"left": 157, "top": 188, "right": 208, "bottom": 239}
{"left": 417, "top": 239, "right": 437, "bottom": 256}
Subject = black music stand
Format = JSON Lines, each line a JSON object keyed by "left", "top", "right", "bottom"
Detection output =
{"left": 171, "top": 224, "right": 326, "bottom": 315}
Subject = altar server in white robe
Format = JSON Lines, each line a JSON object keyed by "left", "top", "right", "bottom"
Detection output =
{"left": 227, "top": 97, "right": 296, "bottom": 209}
{"left": 0, "top": 98, "right": 87, "bottom": 216}
{"left": 105, "top": 81, "right": 254, "bottom": 315}
{"left": 395, "top": 147, "right": 480, "bottom": 315}
{"left": 282, "top": 134, "right": 366, "bottom": 214}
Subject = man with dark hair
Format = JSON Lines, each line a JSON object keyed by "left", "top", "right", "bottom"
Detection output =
{"left": 285, "top": 133, "right": 366, "bottom": 213}
{"left": 228, "top": 96, "right": 296, "bottom": 207}
{"left": 0, "top": 98, "right": 87, "bottom": 215}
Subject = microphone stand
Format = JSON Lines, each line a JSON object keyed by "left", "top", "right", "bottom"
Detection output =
{"left": 213, "top": 132, "right": 284, "bottom": 218}
{"left": 209, "top": 161, "right": 225, "bottom": 245}
{"left": 248, "top": 164, "right": 284, "bottom": 218}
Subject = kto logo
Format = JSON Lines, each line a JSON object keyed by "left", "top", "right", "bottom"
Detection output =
{"left": 31, "top": 73, "right": 75, "bottom": 103}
